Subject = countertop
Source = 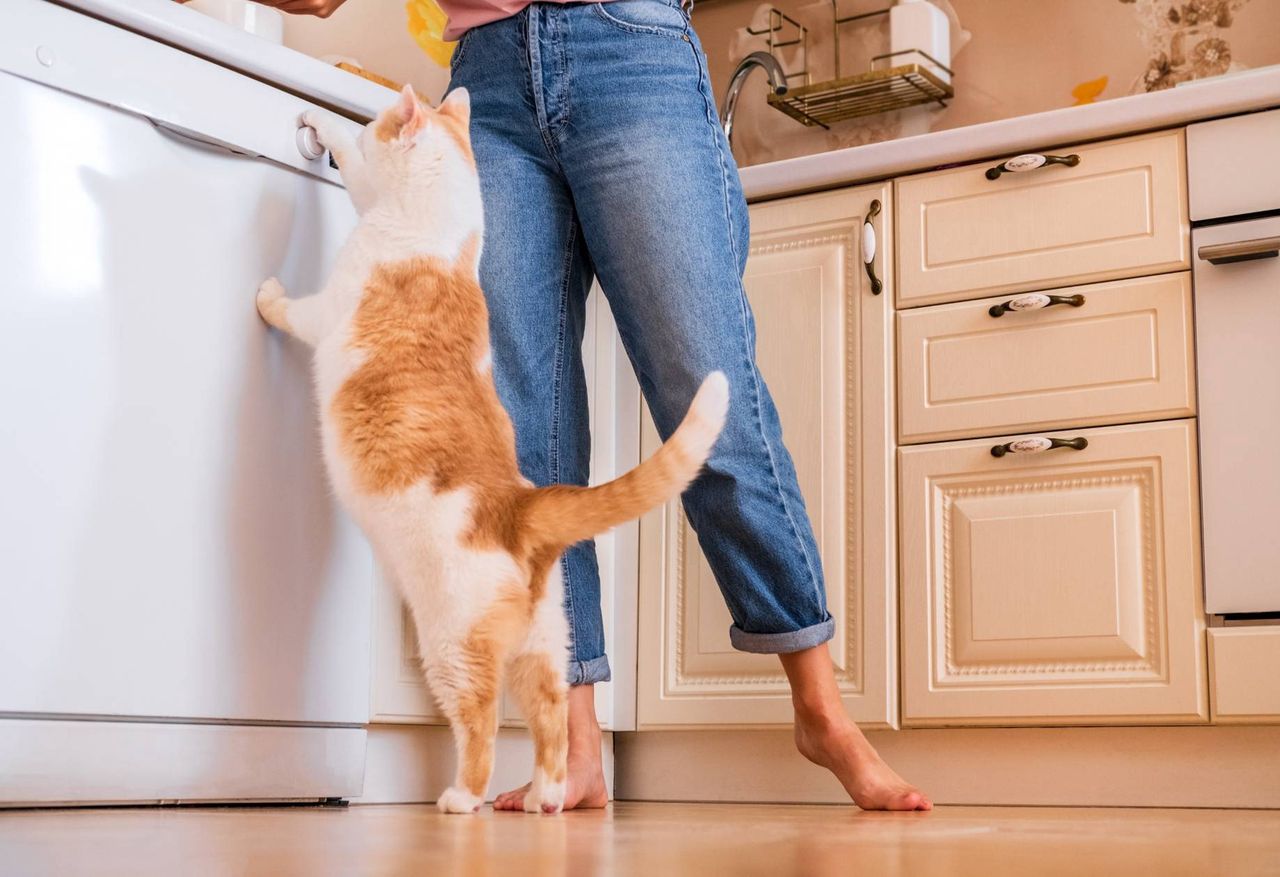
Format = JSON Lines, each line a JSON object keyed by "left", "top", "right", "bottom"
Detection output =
{"left": 53, "top": 0, "right": 394, "bottom": 119}
{"left": 740, "top": 65, "right": 1280, "bottom": 202}
{"left": 52, "top": 0, "right": 1280, "bottom": 203}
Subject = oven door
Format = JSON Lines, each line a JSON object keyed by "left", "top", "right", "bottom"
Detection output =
{"left": 1194, "top": 214, "right": 1280, "bottom": 614}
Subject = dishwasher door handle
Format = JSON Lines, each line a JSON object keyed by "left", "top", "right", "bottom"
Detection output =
{"left": 1197, "top": 235, "right": 1280, "bottom": 265}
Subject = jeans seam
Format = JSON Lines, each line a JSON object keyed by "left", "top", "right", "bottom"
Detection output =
{"left": 552, "top": 219, "right": 580, "bottom": 660}
{"left": 551, "top": 11, "right": 572, "bottom": 146}
{"left": 689, "top": 38, "right": 825, "bottom": 606}
{"left": 526, "top": 7, "right": 569, "bottom": 166}
{"left": 448, "top": 27, "right": 474, "bottom": 74}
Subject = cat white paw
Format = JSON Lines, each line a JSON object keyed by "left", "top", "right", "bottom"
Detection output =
{"left": 436, "top": 786, "right": 484, "bottom": 814}
{"left": 299, "top": 109, "right": 325, "bottom": 133}
{"left": 523, "top": 774, "right": 565, "bottom": 815}
{"left": 256, "top": 278, "right": 286, "bottom": 327}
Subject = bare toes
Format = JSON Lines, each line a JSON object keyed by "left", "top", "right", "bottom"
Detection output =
{"left": 492, "top": 784, "right": 531, "bottom": 812}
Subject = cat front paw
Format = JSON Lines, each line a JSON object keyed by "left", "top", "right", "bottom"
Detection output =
{"left": 256, "top": 278, "right": 288, "bottom": 329}
{"left": 436, "top": 786, "right": 484, "bottom": 814}
{"left": 299, "top": 110, "right": 333, "bottom": 146}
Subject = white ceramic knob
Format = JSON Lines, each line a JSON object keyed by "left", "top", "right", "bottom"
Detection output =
{"left": 296, "top": 126, "right": 324, "bottom": 161}
{"left": 1003, "top": 154, "right": 1048, "bottom": 172}
{"left": 1003, "top": 437, "right": 1053, "bottom": 454}
{"left": 1006, "top": 293, "right": 1051, "bottom": 312}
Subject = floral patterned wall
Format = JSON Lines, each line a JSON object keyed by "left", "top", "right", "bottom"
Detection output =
{"left": 1124, "top": 0, "right": 1251, "bottom": 90}
{"left": 694, "top": 0, "right": 1280, "bottom": 167}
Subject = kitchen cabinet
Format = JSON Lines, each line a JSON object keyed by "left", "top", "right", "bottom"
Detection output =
{"left": 898, "top": 419, "right": 1207, "bottom": 726}
{"left": 895, "top": 130, "right": 1189, "bottom": 308}
{"left": 637, "top": 184, "right": 897, "bottom": 727}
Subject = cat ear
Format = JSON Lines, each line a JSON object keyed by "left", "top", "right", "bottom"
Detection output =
{"left": 439, "top": 87, "right": 471, "bottom": 126}
{"left": 397, "top": 84, "right": 427, "bottom": 142}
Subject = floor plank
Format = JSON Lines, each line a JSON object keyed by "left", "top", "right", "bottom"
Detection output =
{"left": 2, "top": 802, "right": 1278, "bottom": 876}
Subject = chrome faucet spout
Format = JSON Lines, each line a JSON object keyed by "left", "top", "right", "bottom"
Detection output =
{"left": 720, "top": 51, "right": 788, "bottom": 146}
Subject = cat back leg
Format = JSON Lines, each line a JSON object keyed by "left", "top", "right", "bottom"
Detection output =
{"left": 424, "top": 601, "right": 519, "bottom": 814}
{"left": 508, "top": 649, "right": 569, "bottom": 814}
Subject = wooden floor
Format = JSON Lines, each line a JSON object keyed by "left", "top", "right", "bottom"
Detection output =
{"left": 3, "top": 802, "right": 1279, "bottom": 876}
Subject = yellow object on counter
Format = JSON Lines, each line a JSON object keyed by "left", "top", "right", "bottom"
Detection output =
{"left": 407, "top": 0, "right": 455, "bottom": 68}
{"left": 1071, "top": 75, "right": 1109, "bottom": 106}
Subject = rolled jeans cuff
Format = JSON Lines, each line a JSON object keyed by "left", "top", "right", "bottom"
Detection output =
{"left": 567, "top": 654, "right": 612, "bottom": 686}
{"left": 728, "top": 616, "right": 835, "bottom": 655}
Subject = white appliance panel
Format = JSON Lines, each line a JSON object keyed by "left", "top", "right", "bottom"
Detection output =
{"left": 0, "top": 63, "right": 372, "bottom": 723}
{"left": 1193, "top": 214, "right": 1280, "bottom": 615}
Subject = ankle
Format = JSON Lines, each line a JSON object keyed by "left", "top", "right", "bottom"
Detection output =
{"left": 792, "top": 695, "right": 850, "bottom": 732}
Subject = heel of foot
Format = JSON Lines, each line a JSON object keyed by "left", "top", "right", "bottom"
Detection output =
{"left": 436, "top": 787, "right": 484, "bottom": 815}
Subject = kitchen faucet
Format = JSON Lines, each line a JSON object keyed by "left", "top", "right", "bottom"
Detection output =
{"left": 720, "top": 51, "right": 789, "bottom": 146}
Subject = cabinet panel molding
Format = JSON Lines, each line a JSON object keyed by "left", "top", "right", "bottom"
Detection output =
{"left": 639, "top": 184, "right": 897, "bottom": 727}
{"left": 899, "top": 419, "right": 1207, "bottom": 726}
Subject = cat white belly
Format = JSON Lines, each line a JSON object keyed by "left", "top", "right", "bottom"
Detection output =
{"left": 356, "top": 479, "right": 521, "bottom": 644}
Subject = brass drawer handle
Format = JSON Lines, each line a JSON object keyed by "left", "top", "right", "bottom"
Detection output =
{"left": 864, "top": 199, "right": 883, "bottom": 295}
{"left": 989, "top": 292, "right": 1085, "bottom": 318}
{"left": 1197, "top": 235, "right": 1280, "bottom": 265}
{"left": 985, "top": 152, "right": 1080, "bottom": 180}
{"left": 991, "top": 436, "right": 1089, "bottom": 458}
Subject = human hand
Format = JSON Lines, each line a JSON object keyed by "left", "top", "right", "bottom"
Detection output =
{"left": 252, "top": 0, "right": 350, "bottom": 18}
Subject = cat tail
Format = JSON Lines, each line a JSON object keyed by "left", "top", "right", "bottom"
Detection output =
{"left": 521, "top": 371, "right": 730, "bottom": 550}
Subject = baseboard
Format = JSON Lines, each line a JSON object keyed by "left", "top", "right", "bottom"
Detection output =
{"left": 355, "top": 723, "right": 615, "bottom": 804}
{"left": 615, "top": 726, "right": 1280, "bottom": 808}
{"left": 0, "top": 718, "right": 366, "bottom": 806}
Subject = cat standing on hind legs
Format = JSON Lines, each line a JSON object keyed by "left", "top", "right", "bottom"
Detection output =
{"left": 256, "top": 85, "right": 729, "bottom": 814}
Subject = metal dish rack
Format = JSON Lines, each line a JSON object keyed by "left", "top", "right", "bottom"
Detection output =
{"left": 748, "top": 2, "right": 954, "bottom": 128}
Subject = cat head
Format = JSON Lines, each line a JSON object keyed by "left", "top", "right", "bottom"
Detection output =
{"left": 358, "top": 84, "right": 474, "bottom": 198}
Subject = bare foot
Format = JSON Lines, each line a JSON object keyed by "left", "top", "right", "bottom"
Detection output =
{"left": 493, "top": 685, "right": 609, "bottom": 812}
{"left": 779, "top": 644, "right": 931, "bottom": 811}
{"left": 794, "top": 712, "right": 932, "bottom": 811}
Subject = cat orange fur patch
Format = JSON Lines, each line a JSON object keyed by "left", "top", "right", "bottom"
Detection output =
{"left": 333, "top": 235, "right": 518, "bottom": 499}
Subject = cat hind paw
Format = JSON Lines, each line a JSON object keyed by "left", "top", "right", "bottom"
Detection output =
{"left": 436, "top": 786, "right": 484, "bottom": 815}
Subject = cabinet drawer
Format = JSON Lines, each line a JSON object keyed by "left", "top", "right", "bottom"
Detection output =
{"left": 898, "top": 273, "right": 1195, "bottom": 443}
{"left": 1208, "top": 627, "right": 1280, "bottom": 724}
{"left": 1187, "top": 107, "right": 1280, "bottom": 222}
{"left": 899, "top": 419, "right": 1206, "bottom": 726}
{"left": 895, "top": 130, "right": 1189, "bottom": 308}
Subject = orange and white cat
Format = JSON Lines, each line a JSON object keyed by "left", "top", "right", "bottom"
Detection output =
{"left": 255, "top": 86, "right": 728, "bottom": 814}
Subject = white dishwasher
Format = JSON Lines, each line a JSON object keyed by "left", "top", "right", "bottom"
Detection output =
{"left": 1189, "top": 107, "right": 1280, "bottom": 617}
{"left": 0, "top": 0, "right": 376, "bottom": 804}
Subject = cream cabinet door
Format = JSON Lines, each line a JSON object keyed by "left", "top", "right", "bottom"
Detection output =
{"left": 637, "top": 184, "right": 897, "bottom": 727}
{"left": 899, "top": 419, "right": 1208, "bottom": 726}
{"left": 368, "top": 289, "right": 637, "bottom": 730}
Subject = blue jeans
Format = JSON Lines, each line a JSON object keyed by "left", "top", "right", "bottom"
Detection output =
{"left": 448, "top": 0, "right": 834, "bottom": 685}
